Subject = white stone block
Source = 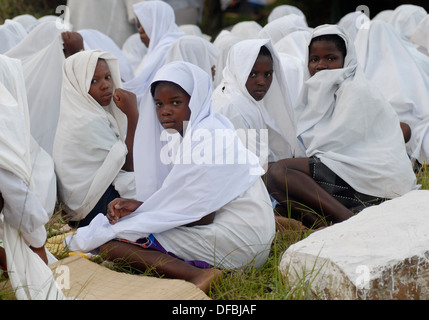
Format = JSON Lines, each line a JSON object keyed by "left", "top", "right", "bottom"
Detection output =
{"left": 279, "top": 190, "right": 429, "bottom": 300}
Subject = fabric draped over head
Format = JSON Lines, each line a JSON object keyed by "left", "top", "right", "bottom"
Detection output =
{"left": 354, "top": 20, "right": 429, "bottom": 162}
{"left": 53, "top": 49, "right": 134, "bottom": 221}
{"left": 123, "top": 0, "right": 184, "bottom": 97}
{"left": 411, "top": 15, "right": 429, "bottom": 56}
{"left": 5, "top": 20, "right": 69, "bottom": 155}
{"left": 0, "top": 54, "right": 63, "bottom": 300}
{"left": 267, "top": 4, "right": 307, "bottom": 24}
{"left": 258, "top": 14, "right": 308, "bottom": 44}
{"left": 66, "top": 61, "right": 263, "bottom": 252}
{"left": 165, "top": 35, "right": 219, "bottom": 83}
{"left": 79, "top": 28, "right": 135, "bottom": 82}
{"left": 295, "top": 24, "right": 416, "bottom": 198}
{"left": 386, "top": 4, "right": 427, "bottom": 40}
{"left": 0, "top": 20, "right": 27, "bottom": 54}
{"left": 215, "top": 38, "right": 301, "bottom": 163}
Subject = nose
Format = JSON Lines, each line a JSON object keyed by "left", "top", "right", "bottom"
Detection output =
{"left": 160, "top": 105, "right": 172, "bottom": 116}
{"left": 316, "top": 60, "right": 328, "bottom": 71}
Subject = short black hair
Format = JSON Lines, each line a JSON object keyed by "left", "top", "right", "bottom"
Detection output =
{"left": 309, "top": 34, "right": 347, "bottom": 58}
{"left": 258, "top": 45, "right": 273, "bottom": 59}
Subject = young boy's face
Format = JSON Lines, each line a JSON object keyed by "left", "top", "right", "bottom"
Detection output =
{"left": 154, "top": 81, "right": 191, "bottom": 136}
{"left": 308, "top": 40, "right": 345, "bottom": 76}
{"left": 89, "top": 59, "right": 114, "bottom": 106}
{"left": 245, "top": 54, "right": 273, "bottom": 101}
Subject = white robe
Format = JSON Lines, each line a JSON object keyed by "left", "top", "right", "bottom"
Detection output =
{"left": 79, "top": 29, "right": 135, "bottom": 82}
{"left": 295, "top": 24, "right": 416, "bottom": 199}
{"left": 53, "top": 50, "right": 135, "bottom": 222}
{"left": 0, "top": 55, "right": 64, "bottom": 300}
{"left": 354, "top": 20, "right": 429, "bottom": 163}
{"left": 165, "top": 35, "right": 219, "bottom": 84}
{"left": 5, "top": 21, "right": 68, "bottom": 155}
{"left": 123, "top": 1, "right": 184, "bottom": 98}
{"left": 0, "top": 19, "right": 27, "bottom": 54}
{"left": 66, "top": 61, "right": 275, "bottom": 269}
{"left": 213, "top": 38, "right": 303, "bottom": 168}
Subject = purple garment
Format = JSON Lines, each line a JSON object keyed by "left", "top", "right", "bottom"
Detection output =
{"left": 115, "top": 234, "right": 213, "bottom": 269}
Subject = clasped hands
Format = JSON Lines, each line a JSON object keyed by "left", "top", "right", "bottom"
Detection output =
{"left": 106, "top": 198, "right": 143, "bottom": 225}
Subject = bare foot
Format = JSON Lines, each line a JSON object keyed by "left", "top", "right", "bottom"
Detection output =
{"left": 191, "top": 268, "right": 223, "bottom": 294}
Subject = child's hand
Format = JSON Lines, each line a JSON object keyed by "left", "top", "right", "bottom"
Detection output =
{"left": 107, "top": 198, "right": 143, "bottom": 224}
{"left": 61, "top": 32, "right": 84, "bottom": 58}
{"left": 112, "top": 89, "right": 138, "bottom": 118}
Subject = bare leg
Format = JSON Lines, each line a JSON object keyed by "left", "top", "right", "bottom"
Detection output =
{"left": 265, "top": 158, "right": 354, "bottom": 227}
{"left": 99, "top": 240, "right": 223, "bottom": 294}
{"left": 0, "top": 246, "right": 6, "bottom": 270}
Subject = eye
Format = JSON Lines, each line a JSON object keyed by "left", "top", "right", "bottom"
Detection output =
{"left": 105, "top": 75, "right": 112, "bottom": 80}
{"left": 91, "top": 79, "right": 97, "bottom": 84}
{"left": 265, "top": 71, "right": 273, "bottom": 78}
{"left": 328, "top": 57, "right": 337, "bottom": 62}
{"left": 309, "top": 57, "right": 319, "bottom": 63}
{"left": 248, "top": 71, "right": 256, "bottom": 78}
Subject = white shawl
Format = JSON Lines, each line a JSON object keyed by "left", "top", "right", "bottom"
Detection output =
{"left": 213, "top": 38, "right": 301, "bottom": 166}
{"left": 386, "top": 4, "right": 427, "bottom": 41}
{"left": 123, "top": 0, "right": 184, "bottom": 97}
{"left": 258, "top": 14, "right": 308, "bottom": 44}
{"left": 354, "top": 20, "right": 429, "bottom": 162}
{"left": 0, "top": 20, "right": 27, "bottom": 54}
{"left": 267, "top": 4, "right": 307, "bottom": 24}
{"left": 165, "top": 35, "right": 219, "bottom": 83}
{"left": 0, "top": 55, "right": 64, "bottom": 300}
{"left": 53, "top": 50, "right": 135, "bottom": 221}
{"left": 411, "top": 15, "right": 429, "bottom": 56}
{"left": 66, "top": 61, "right": 263, "bottom": 252}
{"left": 79, "top": 29, "right": 135, "bottom": 82}
{"left": 5, "top": 20, "right": 68, "bottom": 155}
{"left": 295, "top": 24, "right": 416, "bottom": 198}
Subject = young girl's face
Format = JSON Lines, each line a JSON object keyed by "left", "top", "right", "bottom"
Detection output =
{"left": 308, "top": 40, "right": 345, "bottom": 76}
{"left": 154, "top": 81, "right": 191, "bottom": 136}
{"left": 245, "top": 54, "right": 273, "bottom": 101}
{"left": 89, "top": 59, "right": 113, "bottom": 106}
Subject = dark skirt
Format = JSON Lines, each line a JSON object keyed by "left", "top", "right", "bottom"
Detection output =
{"left": 308, "top": 156, "right": 385, "bottom": 213}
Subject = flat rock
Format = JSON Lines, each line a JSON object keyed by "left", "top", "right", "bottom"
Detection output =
{"left": 279, "top": 190, "right": 429, "bottom": 300}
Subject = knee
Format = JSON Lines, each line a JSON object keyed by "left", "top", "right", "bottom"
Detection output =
{"left": 265, "top": 160, "right": 289, "bottom": 191}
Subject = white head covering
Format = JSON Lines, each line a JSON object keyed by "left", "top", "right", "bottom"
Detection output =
{"left": 66, "top": 61, "right": 263, "bottom": 252}
{"left": 337, "top": 11, "right": 370, "bottom": 41}
{"left": 212, "top": 30, "right": 242, "bottom": 88}
{"left": 0, "top": 54, "right": 64, "bottom": 300}
{"left": 0, "top": 19, "right": 27, "bottom": 54}
{"left": 178, "top": 24, "right": 211, "bottom": 41}
{"left": 387, "top": 4, "right": 427, "bottom": 40}
{"left": 53, "top": 49, "right": 135, "bottom": 221}
{"left": 12, "top": 14, "right": 39, "bottom": 33}
{"left": 213, "top": 38, "right": 301, "bottom": 165}
{"left": 230, "top": 20, "right": 263, "bottom": 40}
{"left": 258, "top": 14, "right": 308, "bottom": 44}
{"left": 275, "top": 29, "right": 311, "bottom": 64}
{"left": 5, "top": 20, "right": 69, "bottom": 155}
{"left": 295, "top": 24, "right": 416, "bottom": 198}
{"left": 355, "top": 20, "right": 429, "bottom": 163}
{"left": 165, "top": 35, "right": 218, "bottom": 83}
{"left": 411, "top": 15, "right": 429, "bottom": 56}
{"left": 123, "top": 0, "right": 184, "bottom": 97}
{"left": 373, "top": 10, "right": 393, "bottom": 22}
{"left": 78, "top": 28, "right": 135, "bottom": 82}
{"left": 267, "top": 4, "right": 307, "bottom": 24}
{"left": 121, "top": 32, "right": 148, "bottom": 72}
